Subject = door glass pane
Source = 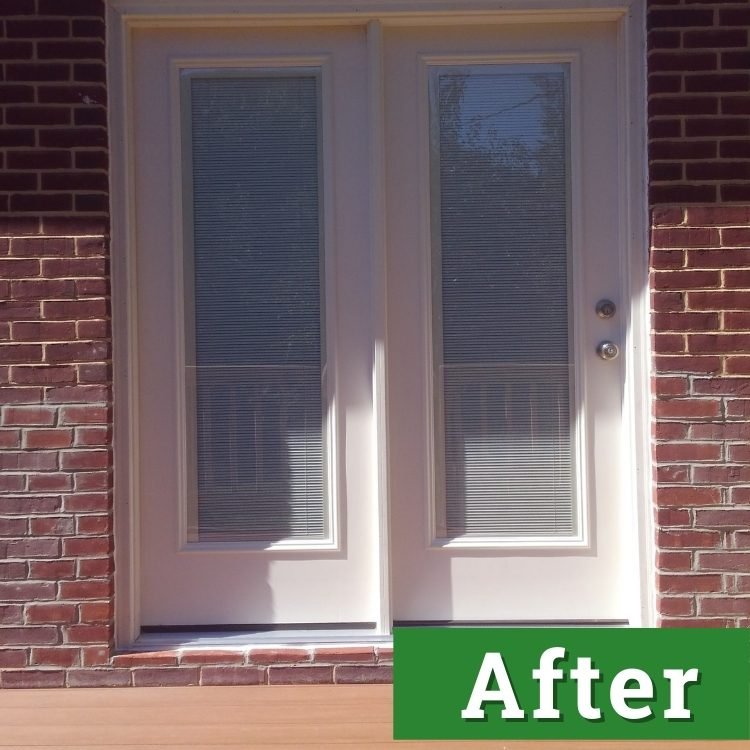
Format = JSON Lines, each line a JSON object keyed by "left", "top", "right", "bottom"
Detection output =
{"left": 183, "top": 71, "right": 326, "bottom": 543}
{"left": 430, "top": 64, "right": 575, "bottom": 539}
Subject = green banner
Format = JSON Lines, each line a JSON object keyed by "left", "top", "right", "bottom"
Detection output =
{"left": 394, "top": 628, "right": 750, "bottom": 740}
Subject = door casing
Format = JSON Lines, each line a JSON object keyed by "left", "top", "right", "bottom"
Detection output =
{"left": 108, "top": 0, "right": 652, "bottom": 647}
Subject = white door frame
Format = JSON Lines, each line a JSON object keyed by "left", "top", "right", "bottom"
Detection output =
{"left": 108, "top": 0, "right": 652, "bottom": 647}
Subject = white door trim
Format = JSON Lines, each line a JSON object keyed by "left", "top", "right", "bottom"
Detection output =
{"left": 108, "top": 0, "right": 652, "bottom": 647}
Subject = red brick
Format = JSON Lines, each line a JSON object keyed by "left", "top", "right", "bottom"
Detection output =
{"left": 689, "top": 335, "right": 750, "bottom": 355}
{"left": 267, "top": 666, "right": 333, "bottom": 685}
{"left": 655, "top": 442, "right": 721, "bottom": 462}
{"left": 6, "top": 19, "right": 71, "bottom": 38}
{"left": 692, "top": 378, "right": 750, "bottom": 396}
{"left": 58, "top": 406, "right": 108, "bottom": 426}
{"left": 38, "top": 40, "right": 104, "bottom": 60}
{"left": 78, "top": 557, "right": 113, "bottom": 578}
{"left": 0, "top": 561, "right": 27, "bottom": 579}
{"left": 654, "top": 355, "right": 721, "bottom": 375}
{"left": 661, "top": 618, "right": 733, "bottom": 628}
{"left": 723, "top": 185, "right": 750, "bottom": 203}
{"left": 658, "top": 596, "right": 695, "bottom": 617}
{"left": 0, "top": 626, "right": 58, "bottom": 646}
{"left": 12, "top": 321, "right": 76, "bottom": 341}
{"left": 334, "top": 665, "right": 393, "bottom": 684}
{"left": 60, "top": 449, "right": 109, "bottom": 471}
{"left": 653, "top": 312, "right": 718, "bottom": 331}
{"left": 658, "top": 530, "right": 721, "bottom": 549}
{"left": 43, "top": 258, "right": 106, "bottom": 277}
{"left": 0, "top": 301, "right": 41, "bottom": 322}
{"left": 11, "top": 278, "right": 76, "bottom": 299}
{"left": 46, "top": 341, "right": 109, "bottom": 363}
{"left": 249, "top": 648, "right": 311, "bottom": 665}
{"left": 112, "top": 651, "right": 178, "bottom": 668}
{"left": 657, "top": 465, "right": 689, "bottom": 483}
{"left": 376, "top": 647, "right": 393, "bottom": 663}
{"left": 28, "top": 560, "right": 75, "bottom": 580}
{"left": 652, "top": 227, "right": 720, "bottom": 249}
{"left": 650, "top": 249, "right": 685, "bottom": 270}
{"left": 696, "top": 508, "right": 750, "bottom": 528}
{"left": 697, "top": 553, "right": 750, "bottom": 573}
{"left": 5, "top": 538, "right": 59, "bottom": 558}
{"left": 74, "top": 471, "right": 110, "bottom": 491}
{"left": 67, "top": 670, "right": 131, "bottom": 688}
{"left": 0, "top": 496, "right": 61, "bottom": 515}
{"left": 80, "top": 645, "right": 110, "bottom": 667}
{"left": 65, "top": 624, "right": 110, "bottom": 644}
{"left": 62, "top": 536, "right": 111, "bottom": 557}
{"left": 0, "top": 670, "right": 65, "bottom": 688}
{"left": 648, "top": 51, "right": 717, "bottom": 72}
{"left": 655, "top": 399, "right": 722, "bottom": 420}
{"left": 690, "top": 423, "right": 750, "bottom": 440}
{"left": 29, "top": 516, "right": 74, "bottom": 536}
{"left": 75, "top": 514, "right": 109, "bottom": 535}
{"left": 658, "top": 486, "right": 721, "bottom": 507}
{"left": 686, "top": 207, "right": 750, "bottom": 226}
{"left": 0, "top": 258, "right": 40, "bottom": 278}
{"left": 0, "top": 606, "right": 24, "bottom": 625}
{"left": 699, "top": 598, "right": 750, "bottom": 616}
{"left": 30, "top": 647, "right": 80, "bottom": 668}
{"left": 200, "top": 666, "right": 265, "bottom": 686}
{"left": 47, "top": 385, "right": 108, "bottom": 403}
{"left": 0, "top": 650, "right": 28, "bottom": 668}
{"left": 652, "top": 270, "right": 721, "bottom": 290}
{"left": 27, "top": 473, "right": 73, "bottom": 492}
{"left": 179, "top": 650, "right": 245, "bottom": 666}
{"left": 58, "top": 579, "right": 112, "bottom": 599}
{"left": 693, "top": 465, "right": 750, "bottom": 484}
{"left": 653, "top": 333, "right": 685, "bottom": 354}
{"left": 132, "top": 668, "right": 200, "bottom": 687}
{"left": 10, "top": 365, "right": 76, "bottom": 385}
{"left": 62, "top": 493, "right": 109, "bottom": 513}
{"left": 79, "top": 601, "right": 112, "bottom": 623}
{"left": 656, "top": 508, "right": 691, "bottom": 527}
{"left": 312, "top": 647, "right": 376, "bottom": 664}
{"left": 725, "top": 314, "right": 750, "bottom": 332}
{"left": 74, "top": 426, "right": 109, "bottom": 446}
{"left": 23, "top": 429, "right": 73, "bottom": 449}
{"left": 0, "top": 474, "right": 24, "bottom": 492}
{"left": 42, "top": 299, "right": 107, "bottom": 320}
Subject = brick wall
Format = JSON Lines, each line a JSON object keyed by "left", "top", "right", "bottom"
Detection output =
{"left": 648, "top": 0, "right": 750, "bottom": 625}
{"left": 0, "top": 0, "right": 748, "bottom": 687}
{"left": 0, "top": 0, "right": 114, "bottom": 686}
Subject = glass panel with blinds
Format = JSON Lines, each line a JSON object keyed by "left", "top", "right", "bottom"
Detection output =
{"left": 430, "top": 64, "right": 576, "bottom": 541}
{"left": 182, "top": 70, "right": 328, "bottom": 544}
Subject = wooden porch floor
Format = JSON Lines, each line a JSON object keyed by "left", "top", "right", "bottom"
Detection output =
{"left": 0, "top": 685, "right": 743, "bottom": 749}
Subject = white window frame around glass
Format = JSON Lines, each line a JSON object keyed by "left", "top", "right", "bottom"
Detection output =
{"left": 108, "top": 0, "right": 652, "bottom": 648}
{"left": 177, "top": 61, "right": 340, "bottom": 552}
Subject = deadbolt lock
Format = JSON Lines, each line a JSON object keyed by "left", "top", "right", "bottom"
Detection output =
{"left": 596, "top": 299, "right": 616, "bottom": 319}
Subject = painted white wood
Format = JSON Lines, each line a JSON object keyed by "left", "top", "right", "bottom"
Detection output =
{"left": 367, "top": 20, "right": 393, "bottom": 636}
{"left": 109, "top": 0, "right": 651, "bottom": 638}
{"left": 385, "top": 21, "right": 636, "bottom": 623}
{"left": 132, "top": 25, "right": 378, "bottom": 626}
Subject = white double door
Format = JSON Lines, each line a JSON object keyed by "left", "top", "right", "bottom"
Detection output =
{"left": 133, "top": 19, "right": 634, "bottom": 629}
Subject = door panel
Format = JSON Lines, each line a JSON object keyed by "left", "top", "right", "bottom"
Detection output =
{"left": 385, "top": 22, "right": 631, "bottom": 622}
{"left": 133, "top": 26, "right": 377, "bottom": 627}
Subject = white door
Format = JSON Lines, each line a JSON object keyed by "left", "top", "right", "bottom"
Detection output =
{"left": 132, "top": 26, "right": 379, "bottom": 627}
{"left": 385, "top": 22, "right": 632, "bottom": 623}
{"left": 129, "top": 17, "right": 636, "bottom": 631}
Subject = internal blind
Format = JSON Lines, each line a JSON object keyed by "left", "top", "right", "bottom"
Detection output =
{"left": 430, "top": 64, "right": 576, "bottom": 539}
{"left": 184, "top": 71, "right": 326, "bottom": 543}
